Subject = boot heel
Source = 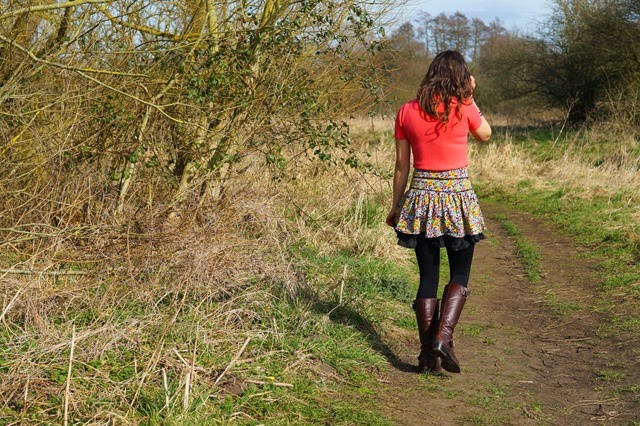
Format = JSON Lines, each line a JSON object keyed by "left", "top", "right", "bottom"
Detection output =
{"left": 431, "top": 341, "right": 447, "bottom": 358}
{"left": 432, "top": 341, "right": 460, "bottom": 373}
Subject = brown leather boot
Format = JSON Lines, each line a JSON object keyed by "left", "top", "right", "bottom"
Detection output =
{"left": 413, "top": 298, "right": 443, "bottom": 373}
{"left": 431, "top": 283, "right": 468, "bottom": 373}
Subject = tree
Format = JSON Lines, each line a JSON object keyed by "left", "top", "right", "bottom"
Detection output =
{"left": 415, "top": 11, "right": 434, "bottom": 56}
{"left": 379, "top": 21, "right": 428, "bottom": 107}
{"left": 447, "top": 12, "right": 470, "bottom": 53}
{"left": 475, "top": 0, "right": 640, "bottom": 123}
{"left": 470, "top": 18, "right": 489, "bottom": 62}
{"left": 411, "top": 12, "right": 497, "bottom": 61}
{"left": 0, "top": 0, "right": 385, "bottom": 221}
{"left": 0, "top": 0, "right": 393, "bottom": 237}
{"left": 542, "top": 0, "right": 640, "bottom": 121}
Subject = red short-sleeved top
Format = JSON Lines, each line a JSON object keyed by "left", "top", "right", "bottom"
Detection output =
{"left": 394, "top": 98, "right": 482, "bottom": 171}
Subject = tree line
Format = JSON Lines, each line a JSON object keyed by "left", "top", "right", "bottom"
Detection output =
{"left": 379, "top": 12, "right": 506, "bottom": 108}
{"left": 381, "top": 0, "right": 640, "bottom": 126}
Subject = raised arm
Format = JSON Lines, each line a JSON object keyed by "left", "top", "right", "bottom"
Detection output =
{"left": 470, "top": 115, "right": 492, "bottom": 142}
{"left": 469, "top": 75, "right": 492, "bottom": 142}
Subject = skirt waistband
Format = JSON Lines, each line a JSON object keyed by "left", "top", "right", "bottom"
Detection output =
{"left": 412, "top": 168, "right": 469, "bottom": 179}
{"left": 410, "top": 168, "right": 472, "bottom": 192}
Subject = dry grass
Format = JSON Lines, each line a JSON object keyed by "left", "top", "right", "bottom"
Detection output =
{"left": 471, "top": 134, "right": 640, "bottom": 206}
{"left": 0, "top": 153, "right": 314, "bottom": 422}
{"left": 0, "top": 116, "right": 405, "bottom": 423}
{"left": 281, "top": 118, "right": 406, "bottom": 265}
{"left": 471, "top": 134, "right": 640, "bottom": 257}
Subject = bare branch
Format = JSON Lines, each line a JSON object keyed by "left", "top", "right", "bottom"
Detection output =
{"left": 0, "top": 34, "right": 149, "bottom": 78}
{"left": 95, "top": 5, "right": 187, "bottom": 41}
{"left": 0, "top": 0, "right": 109, "bottom": 20}
{"left": 75, "top": 70, "right": 186, "bottom": 124}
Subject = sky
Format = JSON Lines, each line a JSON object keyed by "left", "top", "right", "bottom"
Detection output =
{"left": 403, "top": 0, "right": 553, "bottom": 33}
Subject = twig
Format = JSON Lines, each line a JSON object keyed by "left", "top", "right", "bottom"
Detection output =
{"left": 339, "top": 265, "right": 347, "bottom": 305}
{"left": 0, "top": 33, "right": 148, "bottom": 78}
{"left": 184, "top": 330, "right": 198, "bottom": 412}
{"left": 183, "top": 371, "right": 191, "bottom": 412}
{"left": 64, "top": 325, "right": 76, "bottom": 426}
{"left": 0, "top": 269, "right": 87, "bottom": 276}
{"left": 538, "top": 336, "right": 593, "bottom": 342}
{"left": 162, "top": 368, "right": 170, "bottom": 411}
{"left": 0, "top": 0, "right": 107, "bottom": 19}
{"left": 22, "top": 376, "right": 29, "bottom": 416}
{"left": 213, "top": 337, "right": 251, "bottom": 387}
{"left": 173, "top": 347, "right": 190, "bottom": 367}
{"left": 0, "top": 288, "right": 22, "bottom": 323}
{"left": 75, "top": 70, "right": 186, "bottom": 124}
{"left": 567, "top": 398, "right": 618, "bottom": 410}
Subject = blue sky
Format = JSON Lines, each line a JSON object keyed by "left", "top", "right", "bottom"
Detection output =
{"left": 404, "top": 0, "right": 553, "bottom": 33}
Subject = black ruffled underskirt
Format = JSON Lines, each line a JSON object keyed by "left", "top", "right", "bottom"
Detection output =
{"left": 396, "top": 231, "right": 486, "bottom": 251}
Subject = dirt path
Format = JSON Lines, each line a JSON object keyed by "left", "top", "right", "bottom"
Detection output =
{"left": 373, "top": 204, "right": 639, "bottom": 425}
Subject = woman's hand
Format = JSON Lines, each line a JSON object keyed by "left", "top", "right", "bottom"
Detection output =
{"left": 385, "top": 208, "right": 397, "bottom": 227}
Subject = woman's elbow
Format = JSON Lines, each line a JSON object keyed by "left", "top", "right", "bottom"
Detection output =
{"left": 472, "top": 121, "right": 492, "bottom": 142}
{"left": 476, "top": 128, "right": 491, "bottom": 142}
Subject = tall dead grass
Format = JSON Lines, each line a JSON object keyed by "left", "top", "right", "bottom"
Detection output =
{"left": 0, "top": 150, "right": 325, "bottom": 422}
{"left": 284, "top": 115, "right": 403, "bottom": 262}
{"left": 0, "top": 111, "right": 406, "bottom": 422}
{"left": 471, "top": 131, "right": 640, "bottom": 206}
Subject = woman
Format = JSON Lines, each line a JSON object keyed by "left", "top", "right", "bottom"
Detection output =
{"left": 385, "top": 50, "right": 491, "bottom": 374}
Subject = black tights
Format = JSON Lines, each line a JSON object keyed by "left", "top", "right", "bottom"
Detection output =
{"left": 415, "top": 238, "right": 475, "bottom": 299}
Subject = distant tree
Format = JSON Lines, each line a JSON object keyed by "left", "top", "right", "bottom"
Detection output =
{"left": 384, "top": 11, "right": 525, "bottom": 113}
{"left": 415, "top": 11, "right": 434, "bottom": 56}
{"left": 486, "top": 18, "right": 507, "bottom": 39}
{"left": 470, "top": 18, "right": 489, "bottom": 62}
{"left": 390, "top": 21, "right": 420, "bottom": 56}
{"left": 448, "top": 12, "right": 471, "bottom": 53}
{"left": 379, "top": 21, "right": 428, "bottom": 107}
{"left": 430, "top": 13, "right": 449, "bottom": 53}
{"left": 410, "top": 12, "right": 500, "bottom": 61}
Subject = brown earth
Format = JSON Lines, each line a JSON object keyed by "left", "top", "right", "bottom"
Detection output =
{"left": 372, "top": 204, "right": 640, "bottom": 425}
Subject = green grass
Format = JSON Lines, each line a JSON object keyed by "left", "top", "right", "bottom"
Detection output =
{"left": 0, "top": 260, "right": 396, "bottom": 425}
{"left": 489, "top": 213, "right": 542, "bottom": 283}
{"left": 292, "top": 243, "right": 415, "bottom": 304}
{"left": 596, "top": 369, "right": 627, "bottom": 382}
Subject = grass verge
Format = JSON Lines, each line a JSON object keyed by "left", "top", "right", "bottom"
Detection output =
{"left": 489, "top": 213, "right": 542, "bottom": 283}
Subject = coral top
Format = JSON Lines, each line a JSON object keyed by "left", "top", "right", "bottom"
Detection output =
{"left": 394, "top": 98, "right": 483, "bottom": 171}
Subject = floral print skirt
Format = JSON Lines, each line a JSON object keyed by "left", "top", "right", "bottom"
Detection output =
{"left": 394, "top": 168, "right": 486, "bottom": 250}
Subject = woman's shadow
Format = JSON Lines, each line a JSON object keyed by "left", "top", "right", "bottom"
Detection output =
{"left": 296, "top": 286, "right": 417, "bottom": 373}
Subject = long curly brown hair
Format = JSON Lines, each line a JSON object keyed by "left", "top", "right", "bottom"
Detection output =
{"left": 417, "top": 50, "right": 473, "bottom": 125}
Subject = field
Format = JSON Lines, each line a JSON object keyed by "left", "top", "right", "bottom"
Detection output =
{"left": 1, "top": 114, "right": 639, "bottom": 424}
